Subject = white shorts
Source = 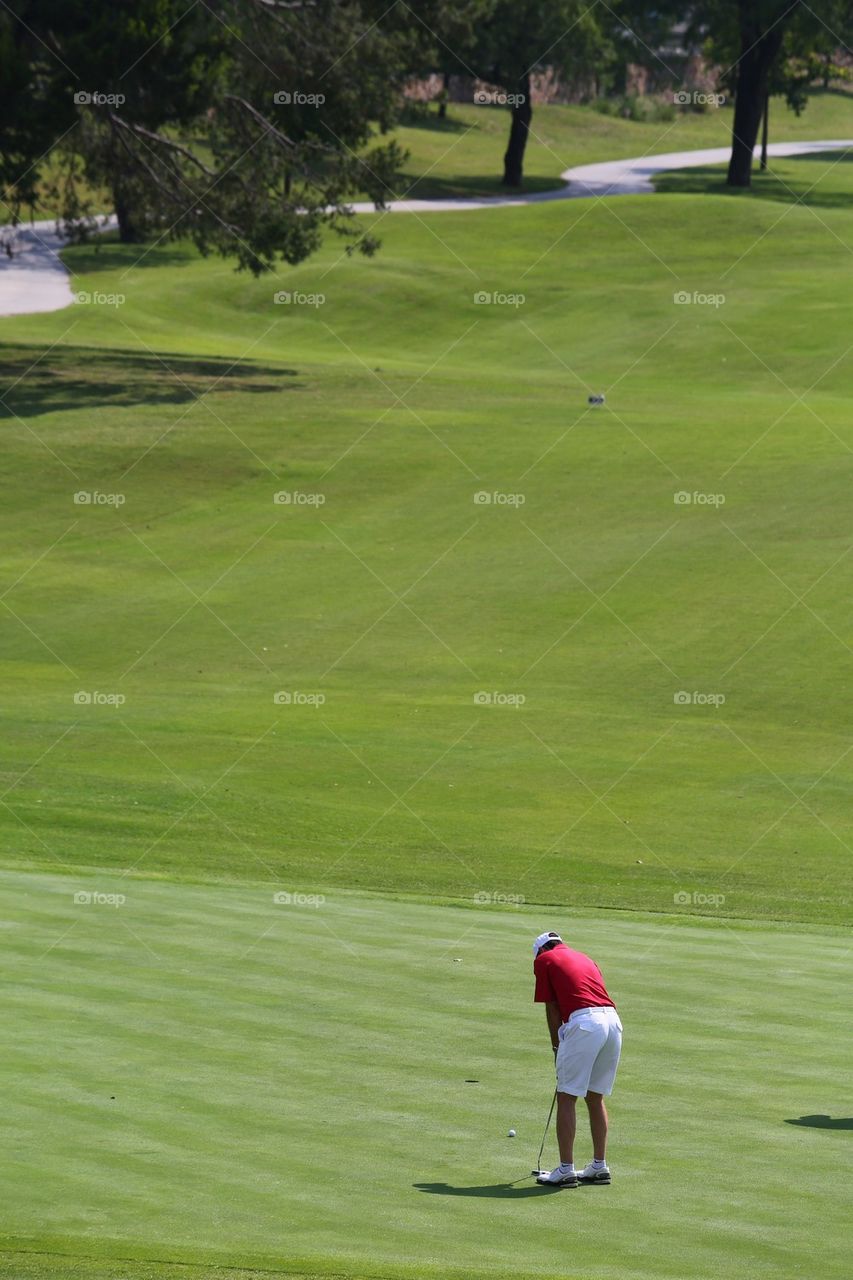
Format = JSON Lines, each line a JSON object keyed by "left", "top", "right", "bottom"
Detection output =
{"left": 555, "top": 1006, "right": 622, "bottom": 1097}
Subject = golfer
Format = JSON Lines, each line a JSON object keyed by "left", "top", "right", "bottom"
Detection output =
{"left": 532, "top": 930, "right": 622, "bottom": 1186}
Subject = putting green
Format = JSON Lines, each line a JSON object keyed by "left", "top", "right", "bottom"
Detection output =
{"left": 2, "top": 869, "right": 851, "bottom": 1280}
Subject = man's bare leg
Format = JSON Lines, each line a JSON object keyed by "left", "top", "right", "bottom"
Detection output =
{"left": 556, "top": 1092, "right": 577, "bottom": 1164}
{"left": 584, "top": 1090, "right": 608, "bottom": 1161}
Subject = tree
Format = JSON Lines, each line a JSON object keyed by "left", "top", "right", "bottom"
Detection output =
{"left": 0, "top": 0, "right": 74, "bottom": 215}
{"left": 724, "top": 1, "right": 790, "bottom": 187}
{"left": 426, "top": 0, "right": 497, "bottom": 119}
{"left": 596, "top": 1, "right": 686, "bottom": 100}
{"left": 463, "top": 0, "right": 607, "bottom": 187}
{"left": 468, "top": 0, "right": 685, "bottom": 187}
{"left": 0, "top": 0, "right": 447, "bottom": 271}
{"left": 60, "top": 0, "right": 225, "bottom": 242}
{"left": 698, "top": 0, "right": 853, "bottom": 188}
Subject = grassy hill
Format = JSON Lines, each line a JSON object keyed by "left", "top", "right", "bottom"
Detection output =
{"left": 3, "top": 160, "right": 852, "bottom": 924}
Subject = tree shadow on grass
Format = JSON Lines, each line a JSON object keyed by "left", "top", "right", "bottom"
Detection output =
{"left": 785, "top": 1115, "right": 853, "bottom": 1130}
{"left": 61, "top": 237, "right": 201, "bottom": 275}
{"left": 414, "top": 1181, "right": 563, "bottom": 1198}
{"left": 394, "top": 173, "right": 564, "bottom": 201}
{"left": 0, "top": 343, "right": 299, "bottom": 421}
{"left": 655, "top": 151, "right": 853, "bottom": 208}
{"left": 397, "top": 109, "right": 474, "bottom": 134}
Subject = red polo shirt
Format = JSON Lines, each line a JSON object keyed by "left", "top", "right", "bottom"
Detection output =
{"left": 533, "top": 943, "right": 615, "bottom": 1022}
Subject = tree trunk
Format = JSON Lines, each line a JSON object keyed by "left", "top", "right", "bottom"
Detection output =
{"left": 438, "top": 70, "right": 449, "bottom": 119}
{"left": 113, "top": 187, "right": 141, "bottom": 242}
{"left": 726, "top": 10, "right": 785, "bottom": 188}
{"left": 760, "top": 93, "right": 769, "bottom": 170}
{"left": 502, "top": 73, "right": 531, "bottom": 187}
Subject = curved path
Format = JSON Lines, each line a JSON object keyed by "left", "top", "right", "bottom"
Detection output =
{"left": 1, "top": 140, "right": 850, "bottom": 316}
{"left": 0, "top": 221, "right": 76, "bottom": 315}
{"left": 349, "top": 137, "right": 852, "bottom": 212}
{"left": 0, "top": 215, "right": 117, "bottom": 316}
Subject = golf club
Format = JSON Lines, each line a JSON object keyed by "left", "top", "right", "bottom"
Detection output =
{"left": 531, "top": 1087, "right": 557, "bottom": 1177}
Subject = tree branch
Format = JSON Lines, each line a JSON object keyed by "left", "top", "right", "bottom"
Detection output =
{"left": 107, "top": 114, "right": 219, "bottom": 178}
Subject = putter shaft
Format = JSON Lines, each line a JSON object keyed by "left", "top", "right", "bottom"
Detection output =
{"left": 533, "top": 1087, "right": 557, "bottom": 1175}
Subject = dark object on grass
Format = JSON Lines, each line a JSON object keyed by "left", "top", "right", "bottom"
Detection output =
{"left": 785, "top": 1115, "right": 853, "bottom": 1130}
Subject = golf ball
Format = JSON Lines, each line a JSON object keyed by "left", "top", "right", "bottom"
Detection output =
{"left": 508, "top": 1129, "right": 516, "bottom": 1138}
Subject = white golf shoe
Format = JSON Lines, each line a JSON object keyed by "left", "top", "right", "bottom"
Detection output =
{"left": 536, "top": 1166, "right": 578, "bottom": 1187}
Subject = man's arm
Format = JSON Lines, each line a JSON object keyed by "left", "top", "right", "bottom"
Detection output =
{"left": 544, "top": 1000, "right": 561, "bottom": 1053}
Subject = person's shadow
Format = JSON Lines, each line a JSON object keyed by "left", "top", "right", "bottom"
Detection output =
{"left": 414, "top": 1181, "right": 563, "bottom": 1198}
{"left": 785, "top": 1115, "right": 853, "bottom": 1130}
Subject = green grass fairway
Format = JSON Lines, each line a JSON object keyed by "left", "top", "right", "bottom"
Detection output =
{"left": 2, "top": 98, "right": 853, "bottom": 1280}
{"left": 4, "top": 176, "right": 853, "bottom": 925}
{"left": 3, "top": 870, "right": 852, "bottom": 1280}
